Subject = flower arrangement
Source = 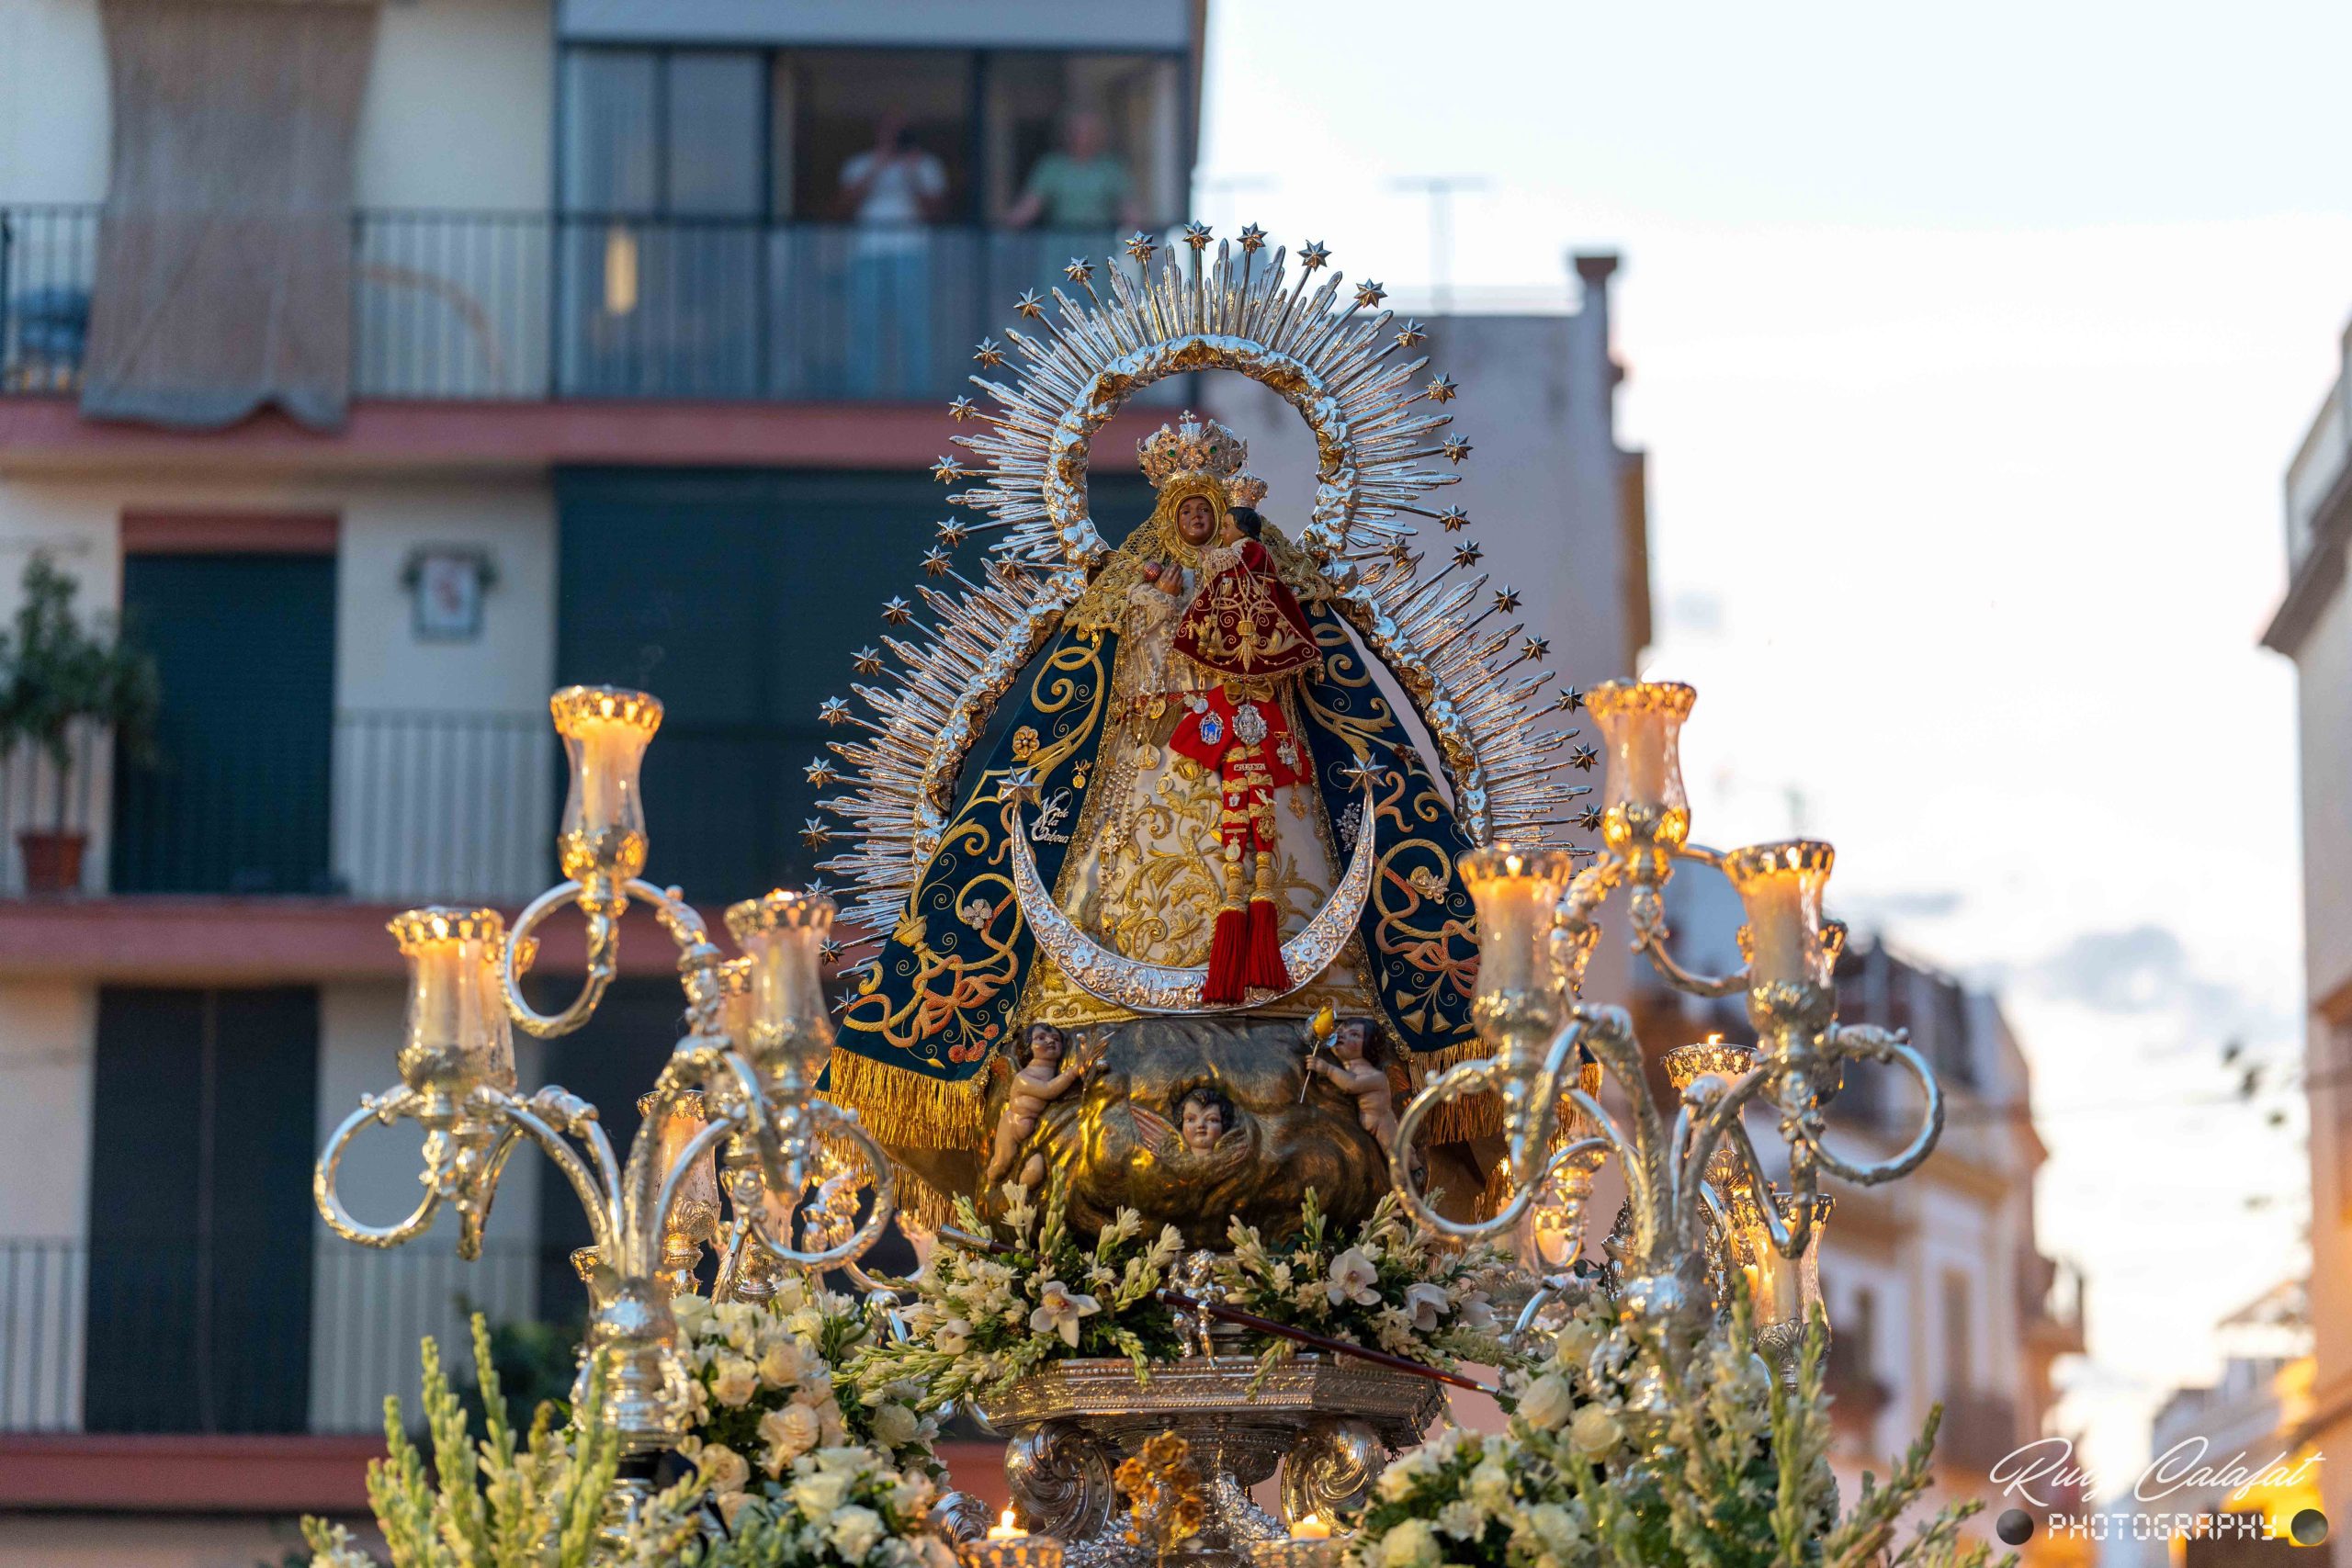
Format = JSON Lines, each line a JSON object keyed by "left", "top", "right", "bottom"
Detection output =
{"left": 1209, "top": 1190, "right": 1512, "bottom": 1385}
{"left": 681, "top": 1445, "right": 961, "bottom": 1568}
{"left": 673, "top": 1274, "right": 940, "bottom": 1523}
{"left": 1114, "top": 1432, "right": 1209, "bottom": 1561}
{"left": 853, "top": 1178, "right": 1186, "bottom": 1406}
{"left": 1347, "top": 1289, "right": 2007, "bottom": 1568}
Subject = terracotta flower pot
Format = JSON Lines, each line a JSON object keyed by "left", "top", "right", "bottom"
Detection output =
{"left": 17, "top": 829, "right": 87, "bottom": 894}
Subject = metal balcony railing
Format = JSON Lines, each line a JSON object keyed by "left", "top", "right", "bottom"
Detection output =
{"left": 2, "top": 205, "right": 1192, "bottom": 405}
{"left": 0, "top": 1236, "right": 562, "bottom": 1435}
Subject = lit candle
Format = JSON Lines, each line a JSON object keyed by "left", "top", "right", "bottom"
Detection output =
{"left": 961, "top": 1508, "right": 1064, "bottom": 1568}
{"left": 724, "top": 889, "right": 837, "bottom": 1085}
{"left": 1724, "top": 840, "right": 1837, "bottom": 988}
{"left": 1585, "top": 680, "right": 1695, "bottom": 855}
{"left": 1291, "top": 1515, "right": 1331, "bottom": 1541}
{"left": 1460, "top": 843, "right": 1576, "bottom": 999}
{"left": 549, "top": 685, "right": 662, "bottom": 885}
{"left": 989, "top": 1510, "right": 1026, "bottom": 1542}
{"left": 389, "top": 906, "right": 515, "bottom": 1109}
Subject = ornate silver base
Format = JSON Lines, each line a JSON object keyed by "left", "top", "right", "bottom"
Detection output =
{"left": 975, "top": 1354, "right": 1447, "bottom": 1568}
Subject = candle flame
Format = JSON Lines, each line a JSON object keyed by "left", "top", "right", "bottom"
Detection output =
{"left": 1293, "top": 1514, "right": 1332, "bottom": 1540}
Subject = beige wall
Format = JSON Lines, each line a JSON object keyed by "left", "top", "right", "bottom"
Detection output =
{"left": 0, "top": 980, "right": 94, "bottom": 1239}
{"left": 0, "top": 0, "right": 553, "bottom": 209}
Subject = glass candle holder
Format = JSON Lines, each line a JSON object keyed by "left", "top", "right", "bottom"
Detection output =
{"left": 1724, "top": 840, "right": 1837, "bottom": 989}
{"left": 1660, "top": 1034, "right": 1757, "bottom": 1093}
{"left": 1744, "top": 1190, "right": 1832, "bottom": 1382}
{"left": 639, "top": 1089, "right": 718, "bottom": 1247}
{"left": 960, "top": 1511, "right": 1064, "bottom": 1568}
{"left": 714, "top": 955, "right": 753, "bottom": 1047}
{"left": 1586, "top": 680, "right": 1694, "bottom": 860}
{"left": 1460, "top": 842, "right": 1577, "bottom": 1013}
{"left": 1250, "top": 1517, "right": 1344, "bottom": 1568}
{"left": 724, "top": 889, "right": 837, "bottom": 1088}
{"left": 390, "top": 907, "right": 516, "bottom": 1112}
{"left": 550, "top": 685, "right": 662, "bottom": 886}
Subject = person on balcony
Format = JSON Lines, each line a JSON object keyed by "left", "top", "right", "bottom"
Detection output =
{"left": 840, "top": 111, "right": 947, "bottom": 397}
{"left": 1003, "top": 110, "right": 1143, "bottom": 243}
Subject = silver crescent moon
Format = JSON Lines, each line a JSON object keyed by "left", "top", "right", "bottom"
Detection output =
{"left": 1002, "top": 773, "right": 1379, "bottom": 1015}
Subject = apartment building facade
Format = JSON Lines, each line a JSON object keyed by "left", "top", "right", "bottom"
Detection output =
{"left": 0, "top": 1, "right": 1651, "bottom": 1561}
{"left": 2268, "top": 315, "right": 2352, "bottom": 1545}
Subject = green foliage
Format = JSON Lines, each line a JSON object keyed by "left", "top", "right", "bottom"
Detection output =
{"left": 300, "top": 1314, "right": 651, "bottom": 1568}
{"left": 452, "top": 1306, "right": 582, "bottom": 1438}
{"left": 0, "top": 552, "right": 160, "bottom": 791}
{"left": 1348, "top": 1289, "right": 2015, "bottom": 1568}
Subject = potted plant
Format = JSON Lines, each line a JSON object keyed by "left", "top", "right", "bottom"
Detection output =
{"left": 0, "top": 552, "right": 158, "bottom": 894}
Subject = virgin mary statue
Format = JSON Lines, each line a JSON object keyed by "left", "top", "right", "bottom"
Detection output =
{"left": 831, "top": 414, "right": 1496, "bottom": 1239}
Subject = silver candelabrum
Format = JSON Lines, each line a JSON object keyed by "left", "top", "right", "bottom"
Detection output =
{"left": 1389, "top": 679, "right": 1946, "bottom": 1371}
{"left": 312, "top": 685, "right": 898, "bottom": 1465}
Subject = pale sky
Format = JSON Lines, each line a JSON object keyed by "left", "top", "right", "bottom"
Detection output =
{"left": 1199, "top": 0, "right": 2352, "bottom": 1488}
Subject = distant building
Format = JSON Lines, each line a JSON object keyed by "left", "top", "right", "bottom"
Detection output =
{"left": 2266, "top": 314, "right": 2352, "bottom": 1546}
{"left": 1638, "top": 871, "right": 2086, "bottom": 1557}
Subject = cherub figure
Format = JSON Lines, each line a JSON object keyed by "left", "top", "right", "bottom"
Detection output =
{"left": 984, "top": 1022, "right": 1101, "bottom": 1189}
{"left": 1313, "top": 1017, "right": 1398, "bottom": 1156}
{"left": 1129, "top": 1084, "right": 1251, "bottom": 1181}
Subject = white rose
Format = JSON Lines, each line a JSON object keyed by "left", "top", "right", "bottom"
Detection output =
{"left": 1378, "top": 1518, "right": 1440, "bottom": 1568}
{"left": 828, "top": 1504, "right": 886, "bottom": 1562}
{"left": 872, "top": 1402, "right": 921, "bottom": 1448}
{"left": 1526, "top": 1503, "right": 1583, "bottom": 1553}
{"left": 711, "top": 1356, "right": 760, "bottom": 1408}
{"left": 759, "top": 1337, "right": 811, "bottom": 1389}
{"left": 697, "top": 1442, "right": 750, "bottom": 1494}
{"left": 1568, "top": 1404, "right": 1622, "bottom": 1459}
{"left": 1517, "top": 1372, "right": 1575, "bottom": 1430}
{"left": 791, "top": 1468, "right": 853, "bottom": 1518}
{"left": 1374, "top": 1464, "right": 1416, "bottom": 1502}
{"left": 1466, "top": 1461, "right": 1511, "bottom": 1511}
{"left": 760, "top": 1404, "right": 821, "bottom": 1468}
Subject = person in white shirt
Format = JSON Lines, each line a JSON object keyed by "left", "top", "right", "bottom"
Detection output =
{"left": 840, "top": 112, "right": 947, "bottom": 396}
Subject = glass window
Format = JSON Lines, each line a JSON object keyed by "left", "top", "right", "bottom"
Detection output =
{"left": 984, "top": 52, "right": 1175, "bottom": 229}
{"left": 775, "top": 50, "right": 972, "bottom": 223}
{"left": 561, "top": 50, "right": 658, "bottom": 212}
{"left": 666, "top": 53, "right": 764, "bottom": 218}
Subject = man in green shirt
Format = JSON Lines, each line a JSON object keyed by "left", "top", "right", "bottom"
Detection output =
{"left": 1004, "top": 111, "right": 1143, "bottom": 232}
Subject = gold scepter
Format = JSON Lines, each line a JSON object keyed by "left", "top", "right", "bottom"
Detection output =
{"left": 1296, "top": 1003, "right": 1336, "bottom": 1103}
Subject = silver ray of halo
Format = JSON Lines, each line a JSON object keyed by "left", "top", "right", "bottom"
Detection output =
{"left": 1000, "top": 773, "right": 1380, "bottom": 1015}
{"left": 814, "top": 231, "right": 1580, "bottom": 945}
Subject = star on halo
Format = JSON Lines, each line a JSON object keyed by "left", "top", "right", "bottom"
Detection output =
{"left": 1238, "top": 223, "right": 1268, "bottom": 253}
{"left": 920, "top": 547, "right": 953, "bottom": 579}
{"left": 1125, "top": 231, "right": 1158, "bottom": 264}
{"left": 1519, "top": 634, "right": 1551, "bottom": 662}
{"left": 1396, "top": 320, "right": 1427, "bottom": 348}
{"left": 1575, "top": 803, "right": 1603, "bottom": 831}
{"left": 1013, "top": 289, "right": 1046, "bottom": 320}
{"left": 935, "top": 519, "right": 969, "bottom": 547}
{"left": 1437, "top": 506, "right": 1470, "bottom": 531}
{"left": 800, "top": 818, "right": 831, "bottom": 851}
{"left": 804, "top": 757, "right": 839, "bottom": 788}
{"left": 852, "top": 645, "right": 886, "bottom": 675}
{"left": 818, "top": 937, "right": 844, "bottom": 967}
{"left": 1064, "top": 257, "right": 1095, "bottom": 285}
{"left": 1425, "top": 374, "right": 1458, "bottom": 403}
{"left": 818, "top": 697, "right": 852, "bottom": 727}
{"left": 947, "top": 395, "right": 978, "bottom": 422}
{"left": 1181, "top": 220, "right": 1214, "bottom": 252}
{"left": 1353, "top": 280, "right": 1387, "bottom": 310}
{"left": 1493, "top": 586, "right": 1522, "bottom": 615}
{"left": 973, "top": 337, "right": 1006, "bottom": 368}
{"left": 1568, "top": 744, "right": 1600, "bottom": 773}
{"left": 930, "top": 457, "right": 965, "bottom": 484}
{"left": 1299, "top": 241, "right": 1331, "bottom": 270}
{"left": 1554, "top": 685, "right": 1586, "bottom": 715}
{"left": 880, "top": 596, "right": 914, "bottom": 626}
{"left": 1442, "top": 435, "right": 1474, "bottom": 463}
{"left": 1452, "top": 542, "right": 1484, "bottom": 569}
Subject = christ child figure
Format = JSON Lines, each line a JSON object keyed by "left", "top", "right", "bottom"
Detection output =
{"left": 1313, "top": 1017, "right": 1398, "bottom": 1156}
{"left": 984, "top": 1022, "right": 1100, "bottom": 1189}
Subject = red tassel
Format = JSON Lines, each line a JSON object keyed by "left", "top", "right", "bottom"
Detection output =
{"left": 1242, "top": 897, "right": 1290, "bottom": 991}
{"left": 1204, "top": 908, "right": 1250, "bottom": 1005}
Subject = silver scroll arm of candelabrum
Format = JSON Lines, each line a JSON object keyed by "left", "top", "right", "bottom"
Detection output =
{"left": 1386, "top": 682, "right": 1945, "bottom": 1368}
{"left": 311, "top": 685, "right": 899, "bottom": 1479}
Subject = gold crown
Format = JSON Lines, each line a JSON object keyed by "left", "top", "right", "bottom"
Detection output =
{"left": 1227, "top": 471, "right": 1268, "bottom": 507}
{"left": 1137, "top": 412, "right": 1247, "bottom": 491}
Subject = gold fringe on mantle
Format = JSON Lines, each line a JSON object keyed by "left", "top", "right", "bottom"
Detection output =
{"left": 1404, "top": 1036, "right": 1504, "bottom": 1145}
{"left": 821, "top": 1047, "right": 988, "bottom": 1151}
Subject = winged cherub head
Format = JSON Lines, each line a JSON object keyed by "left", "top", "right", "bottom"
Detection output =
{"left": 1174, "top": 1085, "right": 1235, "bottom": 1154}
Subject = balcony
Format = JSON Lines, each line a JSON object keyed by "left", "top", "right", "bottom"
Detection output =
{"left": 1, "top": 205, "right": 1188, "bottom": 407}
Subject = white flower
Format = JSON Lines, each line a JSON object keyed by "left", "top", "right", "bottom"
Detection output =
{"left": 935, "top": 1316, "right": 973, "bottom": 1356}
{"left": 1374, "top": 1464, "right": 1418, "bottom": 1502}
{"left": 1028, "top": 1280, "right": 1102, "bottom": 1347}
{"left": 1568, "top": 1404, "right": 1622, "bottom": 1459}
{"left": 1525, "top": 1503, "right": 1584, "bottom": 1554}
{"left": 828, "top": 1504, "right": 887, "bottom": 1562}
{"left": 872, "top": 1402, "right": 920, "bottom": 1448}
{"left": 1467, "top": 1460, "right": 1512, "bottom": 1511}
{"left": 791, "top": 1466, "right": 853, "bottom": 1518}
{"left": 1518, "top": 1372, "right": 1575, "bottom": 1430}
{"left": 697, "top": 1441, "right": 750, "bottom": 1493}
{"left": 759, "top": 1337, "right": 811, "bottom": 1389}
{"left": 718, "top": 1489, "right": 759, "bottom": 1529}
{"left": 1405, "top": 1282, "right": 1452, "bottom": 1333}
{"left": 1378, "top": 1517, "right": 1441, "bottom": 1568}
{"left": 711, "top": 1356, "right": 760, "bottom": 1407}
{"left": 1325, "top": 1247, "right": 1381, "bottom": 1307}
{"left": 1456, "top": 1290, "right": 1497, "bottom": 1329}
{"left": 759, "top": 1404, "right": 821, "bottom": 1470}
